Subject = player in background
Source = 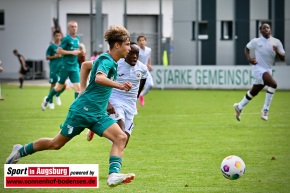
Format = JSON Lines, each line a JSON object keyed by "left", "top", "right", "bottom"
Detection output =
{"left": 78, "top": 43, "right": 87, "bottom": 70}
{"left": 233, "top": 23, "right": 285, "bottom": 121}
{"left": 86, "top": 42, "right": 148, "bottom": 147}
{"left": 6, "top": 25, "right": 135, "bottom": 187}
{"left": 13, "top": 49, "right": 28, "bottom": 89}
{"left": 137, "top": 35, "right": 154, "bottom": 107}
{"left": 41, "top": 20, "right": 82, "bottom": 110}
{"left": 45, "top": 30, "right": 64, "bottom": 109}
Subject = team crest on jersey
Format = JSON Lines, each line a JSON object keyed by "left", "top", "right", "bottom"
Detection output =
{"left": 67, "top": 125, "right": 74, "bottom": 134}
{"left": 135, "top": 71, "right": 141, "bottom": 79}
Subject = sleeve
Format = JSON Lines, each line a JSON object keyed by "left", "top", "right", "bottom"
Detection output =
{"left": 141, "top": 62, "right": 148, "bottom": 79}
{"left": 97, "top": 58, "right": 115, "bottom": 76}
{"left": 46, "top": 45, "right": 51, "bottom": 57}
{"left": 246, "top": 38, "right": 257, "bottom": 50}
{"left": 148, "top": 47, "right": 152, "bottom": 56}
{"left": 276, "top": 40, "right": 285, "bottom": 55}
{"left": 59, "top": 37, "right": 68, "bottom": 49}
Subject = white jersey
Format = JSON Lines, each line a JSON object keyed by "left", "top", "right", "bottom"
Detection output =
{"left": 246, "top": 36, "right": 285, "bottom": 70}
{"left": 138, "top": 46, "right": 151, "bottom": 65}
{"left": 110, "top": 58, "right": 148, "bottom": 115}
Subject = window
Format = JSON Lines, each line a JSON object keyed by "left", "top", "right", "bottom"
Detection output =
{"left": 192, "top": 21, "right": 208, "bottom": 40}
{"left": 221, "top": 21, "right": 233, "bottom": 40}
{"left": 256, "top": 20, "right": 271, "bottom": 37}
{"left": 0, "top": 10, "right": 4, "bottom": 28}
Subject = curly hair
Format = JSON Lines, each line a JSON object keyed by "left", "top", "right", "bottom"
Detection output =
{"left": 104, "top": 25, "right": 130, "bottom": 49}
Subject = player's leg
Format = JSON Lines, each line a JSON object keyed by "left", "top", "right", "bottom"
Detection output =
{"left": 54, "top": 72, "right": 66, "bottom": 106}
{"left": 18, "top": 69, "right": 25, "bottom": 89}
{"left": 233, "top": 68, "right": 265, "bottom": 121}
{"left": 48, "top": 83, "right": 56, "bottom": 109}
{"left": 91, "top": 115, "right": 135, "bottom": 187}
{"left": 139, "top": 72, "right": 153, "bottom": 106}
{"left": 124, "top": 119, "right": 134, "bottom": 148}
{"left": 233, "top": 84, "right": 264, "bottom": 121}
{"left": 42, "top": 70, "right": 68, "bottom": 110}
{"left": 6, "top": 132, "right": 71, "bottom": 164}
{"left": 261, "top": 72, "right": 277, "bottom": 121}
{"left": 102, "top": 123, "right": 135, "bottom": 187}
{"left": 69, "top": 70, "right": 80, "bottom": 99}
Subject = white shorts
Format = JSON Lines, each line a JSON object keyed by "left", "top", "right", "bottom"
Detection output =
{"left": 109, "top": 106, "right": 134, "bottom": 135}
{"left": 252, "top": 66, "right": 272, "bottom": 85}
{"left": 145, "top": 72, "right": 154, "bottom": 87}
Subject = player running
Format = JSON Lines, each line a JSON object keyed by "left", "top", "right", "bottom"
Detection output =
{"left": 233, "top": 23, "right": 285, "bottom": 121}
{"left": 86, "top": 42, "right": 148, "bottom": 147}
{"left": 6, "top": 25, "right": 135, "bottom": 187}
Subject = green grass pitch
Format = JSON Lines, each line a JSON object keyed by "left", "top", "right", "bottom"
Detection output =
{"left": 0, "top": 85, "right": 289, "bottom": 193}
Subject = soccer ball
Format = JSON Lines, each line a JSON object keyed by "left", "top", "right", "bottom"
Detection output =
{"left": 221, "top": 155, "right": 246, "bottom": 180}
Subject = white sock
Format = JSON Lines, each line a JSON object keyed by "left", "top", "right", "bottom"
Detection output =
{"left": 141, "top": 85, "right": 151, "bottom": 96}
{"left": 263, "top": 92, "right": 274, "bottom": 111}
{"left": 238, "top": 91, "right": 253, "bottom": 110}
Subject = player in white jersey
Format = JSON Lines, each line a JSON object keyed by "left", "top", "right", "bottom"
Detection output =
{"left": 86, "top": 42, "right": 148, "bottom": 146}
{"left": 137, "top": 35, "right": 154, "bottom": 107}
{"left": 233, "top": 23, "right": 285, "bottom": 121}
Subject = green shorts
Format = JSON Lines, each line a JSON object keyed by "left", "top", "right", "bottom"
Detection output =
{"left": 58, "top": 66, "right": 80, "bottom": 84}
{"left": 49, "top": 71, "right": 59, "bottom": 84}
{"left": 60, "top": 110, "right": 116, "bottom": 138}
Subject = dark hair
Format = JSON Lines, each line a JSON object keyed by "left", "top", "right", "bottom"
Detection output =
{"left": 259, "top": 23, "right": 271, "bottom": 31}
{"left": 104, "top": 25, "right": 130, "bottom": 49}
{"left": 53, "top": 30, "right": 61, "bottom": 35}
{"left": 137, "top": 35, "right": 146, "bottom": 41}
{"left": 13, "top": 49, "right": 18, "bottom": 54}
{"left": 130, "top": 41, "right": 137, "bottom": 46}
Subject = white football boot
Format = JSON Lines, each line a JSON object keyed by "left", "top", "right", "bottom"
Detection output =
{"left": 107, "top": 173, "right": 135, "bottom": 187}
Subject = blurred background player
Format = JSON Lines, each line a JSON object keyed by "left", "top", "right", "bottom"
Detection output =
{"left": 233, "top": 23, "right": 285, "bottom": 121}
{"left": 86, "top": 42, "right": 148, "bottom": 147}
{"left": 13, "top": 49, "right": 28, "bottom": 89}
{"left": 91, "top": 50, "right": 99, "bottom": 61}
{"left": 137, "top": 35, "right": 154, "bottom": 107}
{"left": 42, "top": 20, "right": 82, "bottom": 110}
{"left": 78, "top": 43, "right": 87, "bottom": 70}
{"left": 45, "top": 30, "right": 64, "bottom": 109}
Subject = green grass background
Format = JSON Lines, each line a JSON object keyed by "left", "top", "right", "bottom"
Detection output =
{"left": 0, "top": 84, "right": 289, "bottom": 193}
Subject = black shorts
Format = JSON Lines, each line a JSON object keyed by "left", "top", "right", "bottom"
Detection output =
{"left": 20, "top": 67, "right": 28, "bottom": 75}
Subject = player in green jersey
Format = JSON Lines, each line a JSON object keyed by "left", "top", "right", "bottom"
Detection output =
{"left": 45, "top": 30, "right": 64, "bottom": 109}
{"left": 6, "top": 25, "right": 135, "bottom": 187}
{"left": 42, "top": 21, "right": 83, "bottom": 110}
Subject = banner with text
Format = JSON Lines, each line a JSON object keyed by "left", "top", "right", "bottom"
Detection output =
{"left": 4, "top": 164, "right": 99, "bottom": 188}
{"left": 151, "top": 66, "right": 290, "bottom": 90}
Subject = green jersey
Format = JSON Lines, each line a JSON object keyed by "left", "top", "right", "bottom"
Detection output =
{"left": 46, "top": 43, "right": 62, "bottom": 73}
{"left": 60, "top": 34, "right": 80, "bottom": 71}
{"left": 70, "top": 53, "right": 118, "bottom": 116}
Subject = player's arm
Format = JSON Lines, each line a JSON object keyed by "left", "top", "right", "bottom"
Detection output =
{"left": 107, "top": 102, "right": 115, "bottom": 114}
{"left": 273, "top": 44, "right": 285, "bottom": 61}
{"left": 147, "top": 57, "right": 153, "bottom": 71}
{"left": 244, "top": 47, "right": 257, "bottom": 65}
{"left": 46, "top": 54, "right": 61, "bottom": 60}
{"left": 137, "top": 79, "right": 146, "bottom": 98}
{"left": 57, "top": 47, "right": 80, "bottom": 56}
{"left": 79, "top": 61, "right": 93, "bottom": 94}
{"left": 95, "top": 73, "right": 132, "bottom": 91}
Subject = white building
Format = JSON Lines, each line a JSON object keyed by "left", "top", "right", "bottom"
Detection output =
{"left": 0, "top": 0, "right": 173, "bottom": 79}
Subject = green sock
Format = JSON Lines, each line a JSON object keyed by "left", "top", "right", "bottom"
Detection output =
{"left": 56, "top": 87, "right": 65, "bottom": 97}
{"left": 74, "top": 92, "right": 79, "bottom": 99}
{"left": 109, "top": 156, "right": 122, "bottom": 174}
{"left": 19, "top": 143, "right": 35, "bottom": 157}
{"left": 46, "top": 88, "right": 57, "bottom": 102}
